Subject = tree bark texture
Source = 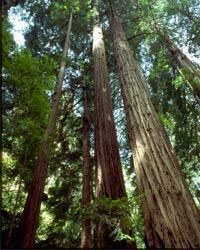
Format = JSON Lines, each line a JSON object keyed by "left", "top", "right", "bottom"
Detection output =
{"left": 109, "top": 4, "right": 200, "bottom": 248}
{"left": 93, "top": 0, "right": 125, "bottom": 202}
{"left": 81, "top": 78, "right": 92, "bottom": 248}
{"left": 16, "top": 12, "right": 73, "bottom": 248}
{"left": 92, "top": 1, "right": 134, "bottom": 248}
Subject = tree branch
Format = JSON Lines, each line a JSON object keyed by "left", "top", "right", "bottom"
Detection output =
{"left": 127, "top": 32, "right": 155, "bottom": 41}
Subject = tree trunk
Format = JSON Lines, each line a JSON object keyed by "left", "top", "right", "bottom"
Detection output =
{"left": 93, "top": 0, "right": 125, "bottom": 206}
{"left": 5, "top": 178, "right": 22, "bottom": 248}
{"left": 81, "top": 77, "right": 92, "bottom": 248}
{"left": 16, "top": 12, "right": 73, "bottom": 249}
{"left": 148, "top": 3, "right": 200, "bottom": 102}
{"left": 92, "top": 1, "right": 135, "bottom": 248}
{"left": 109, "top": 3, "right": 200, "bottom": 248}
{"left": 161, "top": 34, "right": 200, "bottom": 101}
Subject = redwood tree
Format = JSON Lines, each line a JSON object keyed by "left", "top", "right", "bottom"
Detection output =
{"left": 81, "top": 76, "right": 92, "bottom": 248}
{"left": 16, "top": 12, "right": 73, "bottom": 248}
{"left": 108, "top": 2, "right": 200, "bottom": 248}
{"left": 92, "top": 0, "right": 134, "bottom": 248}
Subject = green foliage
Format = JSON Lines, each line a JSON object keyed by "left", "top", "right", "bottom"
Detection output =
{"left": 79, "top": 195, "right": 144, "bottom": 246}
{"left": 2, "top": 21, "right": 16, "bottom": 59}
{"left": 2, "top": 0, "right": 200, "bottom": 248}
{"left": 2, "top": 18, "right": 56, "bottom": 210}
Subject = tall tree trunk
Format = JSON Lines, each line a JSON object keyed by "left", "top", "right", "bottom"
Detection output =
{"left": 92, "top": 1, "right": 135, "bottom": 248}
{"left": 81, "top": 77, "right": 92, "bottom": 248}
{"left": 109, "top": 3, "right": 200, "bottom": 248}
{"left": 16, "top": 12, "right": 73, "bottom": 249}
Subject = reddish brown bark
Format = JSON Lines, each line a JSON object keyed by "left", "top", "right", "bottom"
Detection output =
{"left": 81, "top": 78, "right": 92, "bottom": 248}
{"left": 92, "top": 1, "right": 135, "bottom": 248}
{"left": 16, "top": 12, "right": 73, "bottom": 248}
{"left": 109, "top": 3, "right": 200, "bottom": 248}
{"left": 93, "top": 0, "right": 125, "bottom": 203}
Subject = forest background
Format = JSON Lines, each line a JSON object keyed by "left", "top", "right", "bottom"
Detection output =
{"left": 2, "top": 0, "right": 200, "bottom": 248}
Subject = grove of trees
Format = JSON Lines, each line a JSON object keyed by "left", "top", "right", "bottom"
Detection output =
{"left": 2, "top": 0, "right": 200, "bottom": 248}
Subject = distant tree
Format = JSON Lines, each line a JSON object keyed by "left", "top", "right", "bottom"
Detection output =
{"left": 16, "top": 12, "right": 73, "bottom": 248}
{"left": 147, "top": 3, "right": 200, "bottom": 102}
{"left": 81, "top": 71, "right": 92, "bottom": 248}
{"left": 161, "top": 33, "right": 200, "bottom": 101}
